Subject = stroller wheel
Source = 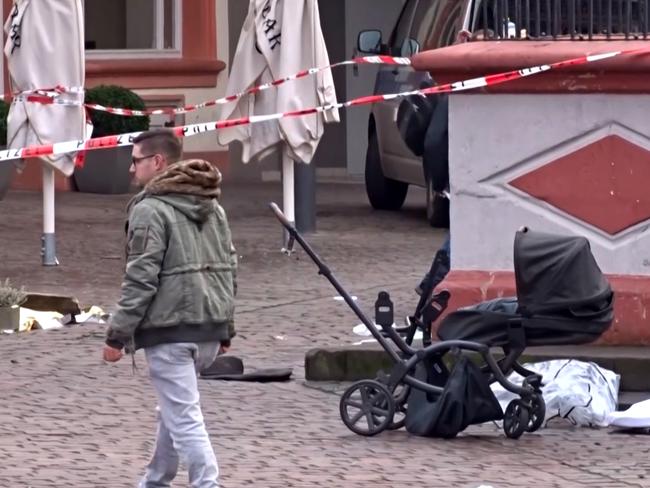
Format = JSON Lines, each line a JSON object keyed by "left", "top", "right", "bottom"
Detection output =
{"left": 339, "top": 380, "right": 395, "bottom": 436}
{"left": 503, "top": 400, "right": 529, "bottom": 439}
{"left": 526, "top": 394, "right": 546, "bottom": 433}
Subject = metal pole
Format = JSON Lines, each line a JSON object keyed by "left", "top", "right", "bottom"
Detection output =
{"left": 294, "top": 161, "right": 316, "bottom": 233}
{"left": 281, "top": 150, "right": 295, "bottom": 247}
{"left": 41, "top": 162, "right": 58, "bottom": 266}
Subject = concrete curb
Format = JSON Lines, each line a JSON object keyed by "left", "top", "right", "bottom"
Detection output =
{"left": 305, "top": 345, "right": 650, "bottom": 391}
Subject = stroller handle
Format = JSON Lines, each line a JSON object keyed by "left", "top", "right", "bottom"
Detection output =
{"left": 267, "top": 200, "right": 403, "bottom": 364}
{"left": 268, "top": 202, "right": 294, "bottom": 231}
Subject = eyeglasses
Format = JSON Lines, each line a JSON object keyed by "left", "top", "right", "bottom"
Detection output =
{"left": 131, "top": 154, "right": 157, "bottom": 165}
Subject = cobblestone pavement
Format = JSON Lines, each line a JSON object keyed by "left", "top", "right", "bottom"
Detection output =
{"left": 1, "top": 183, "right": 649, "bottom": 487}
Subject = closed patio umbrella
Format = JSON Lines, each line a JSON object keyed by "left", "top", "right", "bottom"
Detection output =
{"left": 3, "top": 0, "right": 86, "bottom": 265}
{"left": 218, "top": 0, "right": 339, "bottom": 235}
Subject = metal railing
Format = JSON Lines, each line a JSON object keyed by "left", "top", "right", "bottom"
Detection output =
{"left": 476, "top": 0, "right": 649, "bottom": 40}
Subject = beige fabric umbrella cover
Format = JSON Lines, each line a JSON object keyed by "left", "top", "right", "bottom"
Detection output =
{"left": 3, "top": 0, "right": 86, "bottom": 176}
{"left": 218, "top": 0, "right": 339, "bottom": 164}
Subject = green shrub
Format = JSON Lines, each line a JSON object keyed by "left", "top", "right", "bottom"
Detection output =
{"left": 0, "top": 86, "right": 149, "bottom": 145}
{"left": 85, "top": 85, "right": 150, "bottom": 138}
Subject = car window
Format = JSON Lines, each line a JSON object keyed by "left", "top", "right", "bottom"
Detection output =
{"left": 421, "top": 0, "right": 464, "bottom": 50}
{"left": 410, "top": 0, "right": 439, "bottom": 47}
{"left": 390, "top": 0, "right": 419, "bottom": 55}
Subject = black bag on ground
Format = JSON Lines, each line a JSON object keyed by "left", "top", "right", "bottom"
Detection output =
{"left": 404, "top": 356, "right": 504, "bottom": 438}
{"left": 200, "top": 355, "right": 293, "bottom": 382}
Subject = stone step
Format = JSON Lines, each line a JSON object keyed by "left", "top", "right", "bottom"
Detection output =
{"left": 305, "top": 345, "right": 650, "bottom": 391}
{"left": 618, "top": 391, "right": 650, "bottom": 410}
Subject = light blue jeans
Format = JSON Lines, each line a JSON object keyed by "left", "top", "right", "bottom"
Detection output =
{"left": 139, "top": 342, "right": 220, "bottom": 488}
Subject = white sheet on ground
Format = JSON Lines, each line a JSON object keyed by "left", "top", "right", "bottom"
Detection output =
{"left": 606, "top": 399, "right": 650, "bottom": 428}
{"left": 351, "top": 322, "right": 423, "bottom": 347}
{"left": 491, "top": 359, "right": 620, "bottom": 428}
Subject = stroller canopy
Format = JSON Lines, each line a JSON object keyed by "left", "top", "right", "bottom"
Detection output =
{"left": 514, "top": 229, "right": 611, "bottom": 315}
{"left": 437, "top": 229, "right": 614, "bottom": 347}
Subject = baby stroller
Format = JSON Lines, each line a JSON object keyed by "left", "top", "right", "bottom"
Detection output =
{"left": 269, "top": 203, "right": 614, "bottom": 439}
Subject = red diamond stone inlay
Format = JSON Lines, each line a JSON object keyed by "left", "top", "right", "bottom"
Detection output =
{"left": 510, "top": 134, "right": 650, "bottom": 235}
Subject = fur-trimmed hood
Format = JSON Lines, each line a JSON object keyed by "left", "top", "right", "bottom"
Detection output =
{"left": 146, "top": 158, "right": 222, "bottom": 198}
{"left": 129, "top": 159, "right": 223, "bottom": 225}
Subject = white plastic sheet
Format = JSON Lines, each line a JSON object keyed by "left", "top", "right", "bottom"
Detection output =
{"left": 491, "top": 359, "right": 620, "bottom": 428}
{"left": 351, "top": 322, "right": 423, "bottom": 346}
{"left": 607, "top": 399, "right": 650, "bottom": 428}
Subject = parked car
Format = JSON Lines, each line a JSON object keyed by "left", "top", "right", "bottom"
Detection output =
{"left": 359, "top": 0, "right": 641, "bottom": 228}
{"left": 357, "top": 0, "right": 479, "bottom": 227}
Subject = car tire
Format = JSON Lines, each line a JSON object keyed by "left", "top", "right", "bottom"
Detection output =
{"left": 365, "top": 128, "right": 408, "bottom": 210}
{"left": 426, "top": 177, "right": 450, "bottom": 228}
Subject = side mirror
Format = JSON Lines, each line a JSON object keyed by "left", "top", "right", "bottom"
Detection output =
{"left": 400, "top": 37, "right": 420, "bottom": 57}
{"left": 357, "top": 30, "right": 383, "bottom": 54}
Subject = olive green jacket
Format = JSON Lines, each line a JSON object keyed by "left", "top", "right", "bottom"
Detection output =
{"left": 106, "top": 159, "right": 236, "bottom": 350}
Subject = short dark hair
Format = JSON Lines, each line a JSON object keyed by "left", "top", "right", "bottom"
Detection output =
{"left": 132, "top": 129, "right": 182, "bottom": 164}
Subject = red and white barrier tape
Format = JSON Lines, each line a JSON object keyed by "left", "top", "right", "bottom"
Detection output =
{"left": 11, "top": 56, "right": 411, "bottom": 116}
{"left": 0, "top": 48, "right": 644, "bottom": 164}
{"left": 2, "top": 85, "right": 83, "bottom": 103}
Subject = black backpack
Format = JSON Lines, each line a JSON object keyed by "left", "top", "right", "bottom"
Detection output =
{"left": 396, "top": 80, "right": 449, "bottom": 193}
{"left": 396, "top": 80, "right": 437, "bottom": 157}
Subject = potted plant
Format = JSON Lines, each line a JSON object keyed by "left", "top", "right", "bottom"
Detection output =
{"left": 0, "top": 99, "right": 12, "bottom": 200}
{"left": 73, "top": 85, "right": 150, "bottom": 194}
{"left": 0, "top": 278, "right": 26, "bottom": 331}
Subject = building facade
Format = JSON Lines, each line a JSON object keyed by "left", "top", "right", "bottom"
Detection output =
{"left": 2, "top": 0, "right": 404, "bottom": 190}
{"left": 4, "top": 0, "right": 232, "bottom": 190}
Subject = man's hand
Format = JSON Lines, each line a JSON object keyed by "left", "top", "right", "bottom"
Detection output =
{"left": 103, "top": 345, "right": 124, "bottom": 362}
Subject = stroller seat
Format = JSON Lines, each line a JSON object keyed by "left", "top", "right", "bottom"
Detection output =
{"left": 438, "top": 229, "right": 614, "bottom": 348}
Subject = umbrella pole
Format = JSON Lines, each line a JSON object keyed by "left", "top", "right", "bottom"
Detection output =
{"left": 41, "top": 163, "right": 58, "bottom": 266}
{"left": 282, "top": 150, "right": 295, "bottom": 248}
{"left": 294, "top": 159, "right": 316, "bottom": 233}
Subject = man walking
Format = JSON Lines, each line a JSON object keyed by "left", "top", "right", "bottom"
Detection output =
{"left": 102, "top": 129, "right": 237, "bottom": 488}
